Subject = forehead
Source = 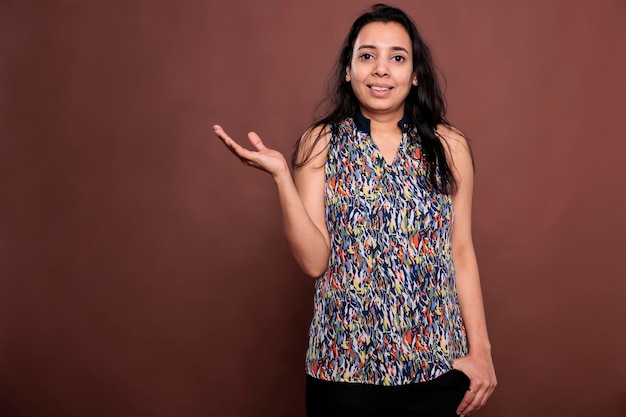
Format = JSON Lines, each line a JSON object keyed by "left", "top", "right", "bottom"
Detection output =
{"left": 354, "top": 21, "right": 412, "bottom": 50}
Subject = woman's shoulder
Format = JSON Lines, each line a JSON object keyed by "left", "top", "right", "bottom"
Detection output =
{"left": 302, "top": 123, "right": 333, "bottom": 147}
{"left": 434, "top": 123, "right": 473, "bottom": 159}
{"left": 434, "top": 123, "right": 474, "bottom": 176}
{"left": 294, "top": 124, "right": 333, "bottom": 168}
{"left": 301, "top": 117, "right": 356, "bottom": 149}
{"left": 434, "top": 124, "right": 468, "bottom": 149}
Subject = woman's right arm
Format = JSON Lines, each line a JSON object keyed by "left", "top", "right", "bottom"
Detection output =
{"left": 213, "top": 125, "right": 330, "bottom": 277}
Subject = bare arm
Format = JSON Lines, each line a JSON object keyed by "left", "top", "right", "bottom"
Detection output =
{"left": 213, "top": 125, "right": 330, "bottom": 277}
{"left": 436, "top": 125, "right": 497, "bottom": 417}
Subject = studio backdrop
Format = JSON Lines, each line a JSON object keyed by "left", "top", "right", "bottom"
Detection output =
{"left": 1, "top": 1, "right": 625, "bottom": 416}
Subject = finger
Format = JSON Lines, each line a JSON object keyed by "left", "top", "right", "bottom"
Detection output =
{"left": 247, "top": 131, "right": 267, "bottom": 152}
{"left": 466, "top": 391, "right": 485, "bottom": 416}
{"left": 456, "top": 380, "right": 485, "bottom": 415}
{"left": 213, "top": 124, "right": 233, "bottom": 146}
{"left": 213, "top": 125, "right": 237, "bottom": 147}
{"left": 459, "top": 386, "right": 490, "bottom": 417}
{"left": 456, "top": 391, "right": 475, "bottom": 416}
{"left": 213, "top": 125, "right": 256, "bottom": 160}
{"left": 213, "top": 124, "right": 229, "bottom": 141}
{"left": 479, "top": 382, "right": 496, "bottom": 407}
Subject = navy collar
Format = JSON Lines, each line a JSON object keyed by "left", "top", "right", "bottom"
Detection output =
{"left": 354, "top": 111, "right": 411, "bottom": 135}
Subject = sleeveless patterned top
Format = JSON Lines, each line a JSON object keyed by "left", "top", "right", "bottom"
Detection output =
{"left": 305, "top": 114, "right": 468, "bottom": 385}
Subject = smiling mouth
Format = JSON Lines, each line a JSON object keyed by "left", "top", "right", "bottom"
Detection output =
{"left": 369, "top": 85, "right": 392, "bottom": 92}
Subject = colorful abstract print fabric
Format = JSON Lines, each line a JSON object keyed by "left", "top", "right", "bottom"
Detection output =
{"left": 305, "top": 118, "right": 468, "bottom": 385}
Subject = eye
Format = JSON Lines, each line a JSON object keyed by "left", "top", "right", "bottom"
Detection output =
{"left": 392, "top": 55, "right": 406, "bottom": 62}
{"left": 359, "top": 53, "right": 374, "bottom": 60}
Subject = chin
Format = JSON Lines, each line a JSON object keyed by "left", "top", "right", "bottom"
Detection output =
{"left": 361, "top": 102, "right": 403, "bottom": 115}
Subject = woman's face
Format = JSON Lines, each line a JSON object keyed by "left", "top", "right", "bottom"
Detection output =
{"left": 346, "top": 21, "right": 416, "bottom": 120}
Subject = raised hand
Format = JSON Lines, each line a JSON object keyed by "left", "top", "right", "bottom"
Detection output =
{"left": 213, "top": 124, "right": 289, "bottom": 178}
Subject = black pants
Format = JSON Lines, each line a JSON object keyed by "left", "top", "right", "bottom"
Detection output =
{"left": 306, "top": 370, "right": 470, "bottom": 417}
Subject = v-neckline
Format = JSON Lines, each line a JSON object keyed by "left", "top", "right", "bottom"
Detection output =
{"left": 369, "top": 133, "right": 404, "bottom": 167}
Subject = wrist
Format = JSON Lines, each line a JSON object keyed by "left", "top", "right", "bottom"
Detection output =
{"left": 272, "top": 166, "right": 293, "bottom": 186}
{"left": 469, "top": 341, "right": 492, "bottom": 355}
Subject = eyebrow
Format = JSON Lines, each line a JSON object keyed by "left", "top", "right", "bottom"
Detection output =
{"left": 357, "top": 45, "right": 410, "bottom": 53}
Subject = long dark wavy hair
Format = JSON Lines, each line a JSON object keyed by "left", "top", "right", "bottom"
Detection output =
{"left": 292, "top": 3, "right": 464, "bottom": 195}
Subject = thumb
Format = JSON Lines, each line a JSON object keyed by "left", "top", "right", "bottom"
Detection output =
{"left": 247, "top": 131, "right": 266, "bottom": 151}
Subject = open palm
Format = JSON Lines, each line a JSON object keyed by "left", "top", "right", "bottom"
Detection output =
{"left": 213, "top": 124, "right": 289, "bottom": 178}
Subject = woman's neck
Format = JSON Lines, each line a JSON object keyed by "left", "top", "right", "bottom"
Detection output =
{"left": 360, "top": 108, "right": 405, "bottom": 136}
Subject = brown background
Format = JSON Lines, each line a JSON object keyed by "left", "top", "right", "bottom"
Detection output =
{"left": 1, "top": 0, "right": 625, "bottom": 416}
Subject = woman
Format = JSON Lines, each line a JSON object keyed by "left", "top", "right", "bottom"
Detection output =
{"left": 214, "top": 4, "right": 496, "bottom": 416}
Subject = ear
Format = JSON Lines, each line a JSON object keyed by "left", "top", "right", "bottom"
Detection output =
{"left": 412, "top": 76, "right": 418, "bottom": 86}
{"left": 345, "top": 66, "right": 351, "bottom": 82}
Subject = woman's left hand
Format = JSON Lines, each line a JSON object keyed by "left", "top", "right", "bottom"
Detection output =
{"left": 452, "top": 351, "right": 497, "bottom": 416}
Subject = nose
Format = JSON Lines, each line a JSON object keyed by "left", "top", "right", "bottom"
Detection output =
{"left": 373, "top": 59, "right": 389, "bottom": 77}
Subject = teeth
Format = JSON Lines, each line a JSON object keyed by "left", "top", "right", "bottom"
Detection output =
{"left": 370, "top": 86, "right": 390, "bottom": 91}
